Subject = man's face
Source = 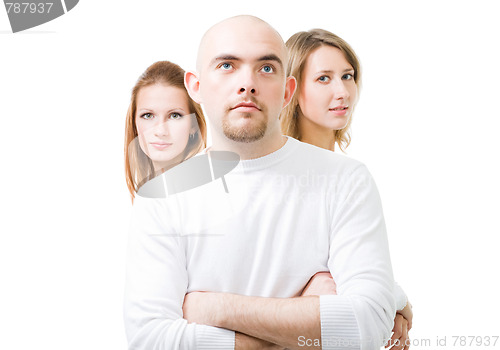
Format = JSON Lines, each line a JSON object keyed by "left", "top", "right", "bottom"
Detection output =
{"left": 196, "top": 19, "right": 289, "bottom": 143}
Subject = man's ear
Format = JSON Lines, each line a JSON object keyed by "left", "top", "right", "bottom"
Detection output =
{"left": 282, "top": 76, "right": 297, "bottom": 108}
{"left": 185, "top": 71, "right": 202, "bottom": 104}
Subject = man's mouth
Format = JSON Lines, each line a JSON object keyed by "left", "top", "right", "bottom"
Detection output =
{"left": 231, "top": 101, "right": 261, "bottom": 111}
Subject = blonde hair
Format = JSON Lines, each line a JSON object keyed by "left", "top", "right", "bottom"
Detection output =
{"left": 124, "top": 61, "right": 207, "bottom": 201}
{"left": 280, "top": 29, "right": 361, "bottom": 152}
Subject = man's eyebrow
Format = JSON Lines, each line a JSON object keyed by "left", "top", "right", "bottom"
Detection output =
{"left": 258, "top": 54, "right": 283, "bottom": 69}
{"left": 210, "top": 55, "right": 241, "bottom": 67}
{"left": 209, "top": 54, "right": 283, "bottom": 69}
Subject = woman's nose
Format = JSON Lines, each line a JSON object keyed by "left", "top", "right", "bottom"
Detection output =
{"left": 154, "top": 120, "right": 169, "bottom": 136}
{"left": 333, "top": 80, "right": 349, "bottom": 100}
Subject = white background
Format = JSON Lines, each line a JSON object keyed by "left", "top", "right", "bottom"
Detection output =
{"left": 1, "top": 1, "right": 499, "bottom": 349}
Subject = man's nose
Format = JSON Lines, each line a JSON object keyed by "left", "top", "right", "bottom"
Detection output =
{"left": 238, "top": 68, "right": 257, "bottom": 95}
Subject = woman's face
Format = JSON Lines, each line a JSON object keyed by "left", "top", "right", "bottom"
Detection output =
{"left": 298, "top": 45, "right": 358, "bottom": 132}
{"left": 135, "top": 84, "right": 195, "bottom": 170}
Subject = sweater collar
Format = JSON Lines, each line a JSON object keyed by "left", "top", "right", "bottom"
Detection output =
{"left": 201, "top": 136, "right": 299, "bottom": 173}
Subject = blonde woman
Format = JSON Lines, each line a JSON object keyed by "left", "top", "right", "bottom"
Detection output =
{"left": 281, "top": 29, "right": 413, "bottom": 350}
{"left": 124, "top": 61, "right": 207, "bottom": 201}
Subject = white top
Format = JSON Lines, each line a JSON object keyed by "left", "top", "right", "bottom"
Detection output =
{"left": 124, "top": 137, "right": 398, "bottom": 350}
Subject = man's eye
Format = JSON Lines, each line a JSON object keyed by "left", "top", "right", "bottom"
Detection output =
{"left": 343, "top": 73, "right": 354, "bottom": 80}
{"left": 318, "top": 76, "right": 330, "bottom": 82}
{"left": 221, "top": 63, "right": 233, "bottom": 70}
{"left": 141, "top": 113, "right": 154, "bottom": 120}
{"left": 261, "top": 65, "right": 274, "bottom": 73}
{"left": 169, "top": 113, "right": 183, "bottom": 120}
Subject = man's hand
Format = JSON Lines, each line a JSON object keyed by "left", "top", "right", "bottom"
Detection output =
{"left": 385, "top": 314, "right": 409, "bottom": 350}
{"left": 397, "top": 301, "right": 413, "bottom": 330}
{"left": 235, "top": 332, "right": 284, "bottom": 350}
{"left": 182, "top": 291, "right": 220, "bottom": 325}
{"left": 385, "top": 300, "right": 413, "bottom": 350}
{"left": 301, "top": 271, "right": 337, "bottom": 296}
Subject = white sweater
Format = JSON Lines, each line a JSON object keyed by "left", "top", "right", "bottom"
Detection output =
{"left": 124, "top": 137, "right": 397, "bottom": 350}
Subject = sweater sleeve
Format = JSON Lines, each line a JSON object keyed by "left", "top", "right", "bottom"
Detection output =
{"left": 320, "top": 165, "right": 396, "bottom": 350}
{"left": 123, "top": 195, "right": 235, "bottom": 350}
{"left": 394, "top": 282, "right": 408, "bottom": 311}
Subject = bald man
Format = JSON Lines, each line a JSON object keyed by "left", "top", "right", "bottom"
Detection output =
{"left": 124, "top": 16, "right": 396, "bottom": 350}
{"left": 189, "top": 15, "right": 294, "bottom": 159}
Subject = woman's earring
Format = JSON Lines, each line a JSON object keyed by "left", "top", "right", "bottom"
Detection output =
{"left": 189, "top": 133, "right": 195, "bottom": 140}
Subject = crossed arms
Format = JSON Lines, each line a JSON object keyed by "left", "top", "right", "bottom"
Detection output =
{"left": 124, "top": 165, "right": 396, "bottom": 350}
{"left": 184, "top": 292, "right": 321, "bottom": 349}
{"left": 181, "top": 273, "right": 412, "bottom": 349}
{"left": 182, "top": 271, "right": 339, "bottom": 349}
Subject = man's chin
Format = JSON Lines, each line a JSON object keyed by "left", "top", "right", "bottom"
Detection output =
{"left": 222, "top": 113, "right": 267, "bottom": 143}
{"left": 223, "top": 125, "right": 266, "bottom": 143}
{"left": 224, "top": 129, "right": 266, "bottom": 143}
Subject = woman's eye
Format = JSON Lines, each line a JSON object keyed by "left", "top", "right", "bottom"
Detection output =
{"left": 141, "top": 113, "right": 154, "bottom": 120}
{"left": 169, "top": 113, "right": 183, "bottom": 120}
{"left": 261, "top": 65, "right": 274, "bottom": 73}
{"left": 318, "top": 76, "right": 330, "bottom": 82}
{"left": 343, "top": 73, "right": 354, "bottom": 80}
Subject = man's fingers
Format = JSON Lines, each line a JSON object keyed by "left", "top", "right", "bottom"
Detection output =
{"left": 398, "top": 302, "right": 413, "bottom": 330}
{"left": 401, "top": 318, "right": 409, "bottom": 350}
{"left": 396, "top": 317, "right": 409, "bottom": 350}
{"left": 386, "top": 314, "right": 405, "bottom": 350}
{"left": 301, "top": 271, "right": 337, "bottom": 296}
{"left": 393, "top": 314, "right": 403, "bottom": 339}
{"left": 407, "top": 310, "right": 413, "bottom": 331}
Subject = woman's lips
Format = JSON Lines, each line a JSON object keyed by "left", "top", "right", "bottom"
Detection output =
{"left": 329, "top": 106, "right": 348, "bottom": 116}
{"left": 150, "top": 142, "right": 172, "bottom": 150}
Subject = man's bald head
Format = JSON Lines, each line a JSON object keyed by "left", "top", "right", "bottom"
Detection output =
{"left": 196, "top": 15, "right": 287, "bottom": 73}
